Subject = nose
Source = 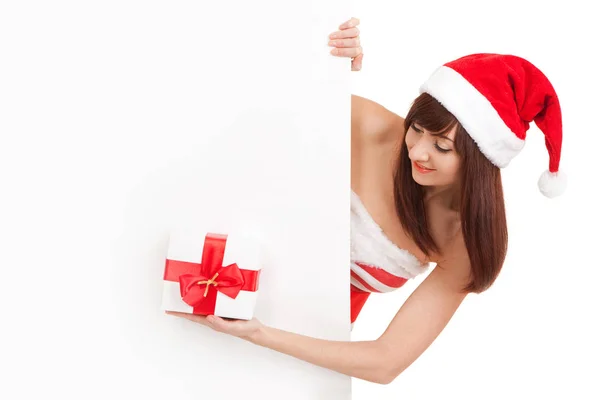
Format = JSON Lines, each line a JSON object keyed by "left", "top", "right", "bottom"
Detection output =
{"left": 408, "top": 136, "right": 431, "bottom": 162}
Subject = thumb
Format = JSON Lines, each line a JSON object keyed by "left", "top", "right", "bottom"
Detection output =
{"left": 352, "top": 53, "right": 363, "bottom": 71}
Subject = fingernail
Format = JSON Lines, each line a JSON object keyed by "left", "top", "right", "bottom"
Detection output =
{"left": 328, "top": 40, "right": 336, "bottom": 46}
{"left": 329, "top": 33, "right": 337, "bottom": 39}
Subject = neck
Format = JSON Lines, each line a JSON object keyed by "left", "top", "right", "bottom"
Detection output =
{"left": 423, "top": 184, "right": 461, "bottom": 212}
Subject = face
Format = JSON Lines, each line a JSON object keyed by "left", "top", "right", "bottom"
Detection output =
{"left": 405, "top": 122, "right": 461, "bottom": 188}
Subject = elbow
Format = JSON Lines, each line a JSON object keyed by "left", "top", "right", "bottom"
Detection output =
{"left": 372, "top": 361, "right": 404, "bottom": 385}
{"left": 373, "top": 375, "right": 393, "bottom": 385}
{"left": 375, "top": 368, "right": 399, "bottom": 385}
{"left": 368, "top": 340, "right": 407, "bottom": 384}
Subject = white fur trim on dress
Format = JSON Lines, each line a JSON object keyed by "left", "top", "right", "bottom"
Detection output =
{"left": 538, "top": 170, "right": 567, "bottom": 198}
{"left": 351, "top": 190, "right": 430, "bottom": 281}
{"left": 419, "top": 66, "right": 525, "bottom": 168}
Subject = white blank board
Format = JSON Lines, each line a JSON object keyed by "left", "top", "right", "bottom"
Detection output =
{"left": 0, "top": 1, "right": 354, "bottom": 399}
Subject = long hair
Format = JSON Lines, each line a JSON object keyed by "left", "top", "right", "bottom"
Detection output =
{"left": 393, "top": 93, "right": 508, "bottom": 293}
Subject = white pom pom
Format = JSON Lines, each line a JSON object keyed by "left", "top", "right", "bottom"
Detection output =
{"left": 538, "top": 170, "right": 567, "bottom": 198}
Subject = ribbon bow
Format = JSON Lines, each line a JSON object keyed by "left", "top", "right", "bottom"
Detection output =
{"left": 177, "top": 234, "right": 246, "bottom": 307}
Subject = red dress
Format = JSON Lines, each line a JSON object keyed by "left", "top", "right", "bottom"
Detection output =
{"left": 350, "top": 284, "right": 370, "bottom": 324}
{"left": 350, "top": 191, "right": 430, "bottom": 325}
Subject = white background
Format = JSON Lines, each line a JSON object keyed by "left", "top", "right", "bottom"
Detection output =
{"left": 351, "top": 0, "right": 600, "bottom": 399}
{"left": 0, "top": 1, "right": 355, "bottom": 399}
{"left": 1, "top": 1, "right": 598, "bottom": 400}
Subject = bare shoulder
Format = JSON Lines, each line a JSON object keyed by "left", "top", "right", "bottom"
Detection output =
{"left": 352, "top": 95, "right": 405, "bottom": 144}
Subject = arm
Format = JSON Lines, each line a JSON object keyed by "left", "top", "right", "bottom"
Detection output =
{"left": 250, "top": 255, "right": 471, "bottom": 384}
{"left": 351, "top": 94, "right": 406, "bottom": 191}
{"left": 377, "top": 256, "right": 471, "bottom": 382}
{"left": 351, "top": 94, "right": 405, "bottom": 144}
{"left": 251, "top": 326, "right": 390, "bottom": 384}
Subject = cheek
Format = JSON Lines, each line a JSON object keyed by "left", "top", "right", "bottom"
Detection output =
{"left": 439, "top": 156, "right": 461, "bottom": 176}
{"left": 447, "top": 157, "right": 461, "bottom": 177}
{"left": 404, "top": 131, "right": 417, "bottom": 148}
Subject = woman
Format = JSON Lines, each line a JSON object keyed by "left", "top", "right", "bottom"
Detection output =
{"left": 167, "top": 17, "right": 567, "bottom": 384}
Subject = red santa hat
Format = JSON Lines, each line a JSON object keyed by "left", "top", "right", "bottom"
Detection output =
{"left": 419, "top": 53, "right": 566, "bottom": 198}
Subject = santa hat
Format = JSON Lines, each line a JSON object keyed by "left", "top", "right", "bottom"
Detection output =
{"left": 419, "top": 53, "right": 566, "bottom": 198}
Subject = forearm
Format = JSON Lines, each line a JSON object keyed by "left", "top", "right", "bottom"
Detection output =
{"left": 249, "top": 325, "right": 391, "bottom": 384}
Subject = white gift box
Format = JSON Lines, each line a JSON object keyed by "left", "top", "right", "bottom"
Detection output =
{"left": 161, "top": 229, "right": 263, "bottom": 320}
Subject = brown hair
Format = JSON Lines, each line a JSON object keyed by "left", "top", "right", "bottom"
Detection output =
{"left": 393, "top": 93, "right": 508, "bottom": 293}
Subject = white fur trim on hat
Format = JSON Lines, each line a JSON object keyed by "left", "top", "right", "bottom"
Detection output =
{"left": 538, "top": 170, "right": 567, "bottom": 198}
{"left": 419, "top": 66, "right": 526, "bottom": 168}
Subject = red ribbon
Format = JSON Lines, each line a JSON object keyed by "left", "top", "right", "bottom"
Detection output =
{"left": 163, "top": 233, "right": 260, "bottom": 315}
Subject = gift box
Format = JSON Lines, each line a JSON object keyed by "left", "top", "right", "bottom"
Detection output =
{"left": 161, "top": 230, "right": 262, "bottom": 320}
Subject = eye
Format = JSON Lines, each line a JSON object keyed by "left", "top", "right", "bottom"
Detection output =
{"left": 410, "top": 123, "right": 423, "bottom": 133}
{"left": 435, "top": 143, "right": 451, "bottom": 153}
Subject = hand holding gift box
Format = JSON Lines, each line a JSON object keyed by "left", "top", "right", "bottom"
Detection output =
{"left": 161, "top": 230, "right": 262, "bottom": 320}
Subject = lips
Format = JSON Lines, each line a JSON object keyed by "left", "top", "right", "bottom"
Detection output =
{"left": 413, "top": 161, "right": 436, "bottom": 173}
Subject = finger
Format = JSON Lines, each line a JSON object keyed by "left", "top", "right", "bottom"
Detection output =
{"left": 329, "top": 27, "right": 359, "bottom": 39}
{"left": 330, "top": 46, "right": 362, "bottom": 58}
{"left": 351, "top": 53, "right": 364, "bottom": 71}
{"left": 339, "top": 17, "right": 360, "bottom": 29}
{"left": 206, "top": 315, "right": 232, "bottom": 332}
{"left": 328, "top": 38, "right": 360, "bottom": 48}
{"left": 165, "top": 311, "right": 210, "bottom": 325}
{"left": 210, "top": 315, "right": 250, "bottom": 332}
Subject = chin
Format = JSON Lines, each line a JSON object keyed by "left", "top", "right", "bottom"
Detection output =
{"left": 411, "top": 172, "right": 434, "bottom": 186}
{"left": 412, "top": 175, "right": 453, "bottom": 188}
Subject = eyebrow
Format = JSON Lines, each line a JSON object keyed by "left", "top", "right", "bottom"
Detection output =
{"left": 433, "top": 134, "right": 455, "bottom": 143}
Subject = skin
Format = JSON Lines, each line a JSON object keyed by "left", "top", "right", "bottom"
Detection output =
{"left": 166, "top": 17, "right": 471, "bottom": 385}
{"left": 406, "top": 122, "right": 462, "bottom": 207}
